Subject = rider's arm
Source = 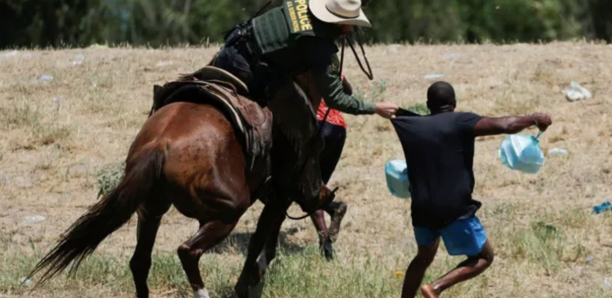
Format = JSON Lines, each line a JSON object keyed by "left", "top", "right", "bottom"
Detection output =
{"left": 302, "top": 38, "right": 376, "bottom": 115}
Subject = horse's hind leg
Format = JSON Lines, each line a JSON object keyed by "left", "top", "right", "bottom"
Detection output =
{"left": 130, "top": 215, "right": 162, "bottom": 298}
{"left": 178, "top": 219, "right": 238, "bottom": 298}
{"left": 130, "top": 200, "right": 171, "bottom": 298}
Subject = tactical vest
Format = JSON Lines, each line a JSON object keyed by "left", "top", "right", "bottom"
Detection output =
{"left": 252, "top": 0, "right": 341, "bottom": 55}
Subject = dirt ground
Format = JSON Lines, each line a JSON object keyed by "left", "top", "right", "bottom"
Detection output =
{"left": 1, "top": 42, "right": 611, "bottom": 298}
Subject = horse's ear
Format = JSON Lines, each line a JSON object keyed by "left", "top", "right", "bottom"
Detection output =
{"left": 153, "top": 85, "right": 163, "bottom": 101}
{"left": 150, "top": 85, "right": 163, "bottom": 116}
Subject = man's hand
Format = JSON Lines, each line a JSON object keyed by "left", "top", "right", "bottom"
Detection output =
{"left": 530, "top": 113, "right": 552, "bottom": 131}
{"left": 375, "top": 102, "right": 399, "bottom": 119}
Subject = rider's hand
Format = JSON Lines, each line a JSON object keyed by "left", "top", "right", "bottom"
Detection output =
{"left": 531, "top": 113, "right": 552, "bottom": 131}
{"left": 375, "top": 102, "right": 399, "bottom": 119}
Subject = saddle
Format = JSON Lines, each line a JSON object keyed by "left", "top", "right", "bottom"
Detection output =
{"left": 150, "top": 66, "right": 272, "bottom": 169}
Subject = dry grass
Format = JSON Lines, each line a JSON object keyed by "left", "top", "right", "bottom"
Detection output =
{"left": 1, "top": 42, "right": 612, "bottom": 298}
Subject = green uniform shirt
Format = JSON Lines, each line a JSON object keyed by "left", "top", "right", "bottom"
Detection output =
{"left": 252, "top": 1, "right": 376, "bottom": 115}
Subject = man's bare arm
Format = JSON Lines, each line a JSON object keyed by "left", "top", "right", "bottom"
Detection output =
{"left": 474, "top": 113, "right": 552, "bottom": 137}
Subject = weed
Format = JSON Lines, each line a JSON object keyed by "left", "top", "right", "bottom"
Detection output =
{"left": 96, "top": 161, "right": 126, "bottom": 198}
{"left": 353, "top": 79, "right": 388, "bottom": 102}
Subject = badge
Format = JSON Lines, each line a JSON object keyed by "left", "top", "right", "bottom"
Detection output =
{"left": 285, "top": 0, "right": 313, "bottom": 33}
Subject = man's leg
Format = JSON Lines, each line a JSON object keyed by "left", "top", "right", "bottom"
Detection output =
{"left": 310, "top": 209, "right": 334, "bottom": 259}
{"left": 310, "top": 121, "right": 340, "bottom": 259}
{"left": 420, "top": 241, "right": 494, "bottom": 298}
{"left": 310, "top": 210, "right": 329, "bottom": 241}
{"left": 318, "top": 123, "right": 347, "bottom": 239}
{"left": 402, "top": 238, "right": 440, "bottom": 298}
{"left": 310, "top": 120, "right": 334, "bottom": 245}
{"left": 420, "top": 216, "right": 494, "bottom": 298}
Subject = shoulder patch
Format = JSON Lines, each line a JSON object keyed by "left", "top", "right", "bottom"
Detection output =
{"left": 285, "top": 0, "right": 313, "bottom": 33}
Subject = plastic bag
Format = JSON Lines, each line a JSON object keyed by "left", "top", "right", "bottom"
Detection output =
{"left": 385, "top": 159, "right": 411, "bottom": 199}
{"left": 499, "top": 134, "right": 545, "bottom": 174}
{"left": 562, "top": 81, "right": 592, "bottom": 102}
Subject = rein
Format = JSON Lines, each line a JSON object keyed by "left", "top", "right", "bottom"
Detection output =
{"left": 339, "top": 27, "right": 374, "bottom": 81}
{"left": 348, "top": 27, "right": 374, "bottom": 80}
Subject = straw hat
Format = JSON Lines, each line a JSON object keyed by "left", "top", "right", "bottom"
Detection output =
{"left": 309, "top": 0, "right": 371, "bottom": 27}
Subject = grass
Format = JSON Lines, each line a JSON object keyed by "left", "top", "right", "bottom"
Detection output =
{"left": 1, "top": 223, "right": 605, "bottom": 298}
{"left": 0, "top": 43, "right": 611, "bottom": 297}
{"left": 0, "top": 246, "right": 404, "bottom": 298}
{"left": 354, "top": 78, "right": 389, "bottom": 102}
{"left": 0, "top": 98, "right": 72, "bottom": 148}
{"left": 405, "top": 103, "right": 431, "bottom": 115}
{"left": 96, "top": 161, "right": 126, "bottom": 198}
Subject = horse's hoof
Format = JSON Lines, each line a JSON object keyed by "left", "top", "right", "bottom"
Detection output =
{"left": 248, "top": 281, "right": 265, "bottom": 298}
{"left": 235, "top": 277, "right": 264, "bottom": 298}
{"left": 234, "top": 288, "right": 247, "bottom": 298}
{"left": 234, "top": 282, "right": 248, "bottom": 298}
{"left": 194, "top": 288, "right": 211, "bottom": 298}
{"left": 328, "top": 202, "right": 347, "bottom": 241}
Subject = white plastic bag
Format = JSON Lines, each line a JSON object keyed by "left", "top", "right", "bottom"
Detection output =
{"left": 562, "top": 81, "right": 592, "bottom": 102}
{"left": 385, "top": 159, "right": 411, "bottom": 199}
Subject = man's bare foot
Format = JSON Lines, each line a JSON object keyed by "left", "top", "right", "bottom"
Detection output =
{"left": 420, "top": 284, "right": 439, "bottom": 298}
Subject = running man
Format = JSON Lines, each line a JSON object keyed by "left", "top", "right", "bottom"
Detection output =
{"left": 391, "top": 81, "right": 552, "bottom": 298}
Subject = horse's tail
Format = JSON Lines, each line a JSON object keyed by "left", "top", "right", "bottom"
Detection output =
{"left": 26, "top": 145, "right": 165, "bottom": 286}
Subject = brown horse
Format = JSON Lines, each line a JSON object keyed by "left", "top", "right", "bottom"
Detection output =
{"left": 24, "top": 69, "right": 334, "bottom": 298}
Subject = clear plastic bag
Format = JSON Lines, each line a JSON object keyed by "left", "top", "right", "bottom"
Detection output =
{"left": 385, "top": 159, "right": 411, "bottom": 198}
{"left": 499, "top": 133, "right": 545, "bottom": 174}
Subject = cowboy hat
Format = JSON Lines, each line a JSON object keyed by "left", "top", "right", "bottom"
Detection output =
{"left": 309, "top": 0, "right": 371, "bottom": 27}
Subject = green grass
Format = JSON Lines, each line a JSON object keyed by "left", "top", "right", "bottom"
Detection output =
{"left": 0, "top": 248, "right": 228, "bottom": 297}
{"left": 0, "top": 246, "right": 406, "bottom": 298}
{"left": 0, "top": 222, "right": 600, "bottom": 298}
{"left": 96, "top": 161, "right": 126, "bottom": 198}
{"left": 263, "top": 247, "right": 402, "bottom": 298}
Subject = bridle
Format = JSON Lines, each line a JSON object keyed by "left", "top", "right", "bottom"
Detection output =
{"left": 285, "top": 186, "right": 339, "bottom": 220}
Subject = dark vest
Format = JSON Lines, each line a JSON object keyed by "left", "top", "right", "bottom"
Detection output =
{"left": 252, "top": 0, "right": 341, "bottom": 55}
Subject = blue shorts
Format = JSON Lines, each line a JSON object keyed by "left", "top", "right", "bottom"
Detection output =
{"left": 413, "top": 216, "right": 487, "bottom": 257}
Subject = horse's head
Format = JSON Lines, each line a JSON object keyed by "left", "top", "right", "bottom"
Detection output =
{"left": 306, "top": 184, "right": 336, "bottom": 213}
{"left": 289, "top": 152, "right": 337, "bottom": 214}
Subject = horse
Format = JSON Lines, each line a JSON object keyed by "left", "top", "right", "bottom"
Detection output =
{"left": 24, "top": 66, "right": 335, "bottom": 298}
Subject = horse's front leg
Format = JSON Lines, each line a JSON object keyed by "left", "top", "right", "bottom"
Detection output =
{"left": 234, "top": 201, "right": 288, "bottom": 297}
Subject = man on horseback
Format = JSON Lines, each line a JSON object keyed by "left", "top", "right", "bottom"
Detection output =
{"left": 212, "top": 0, "right": 399, "bottom": 211}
